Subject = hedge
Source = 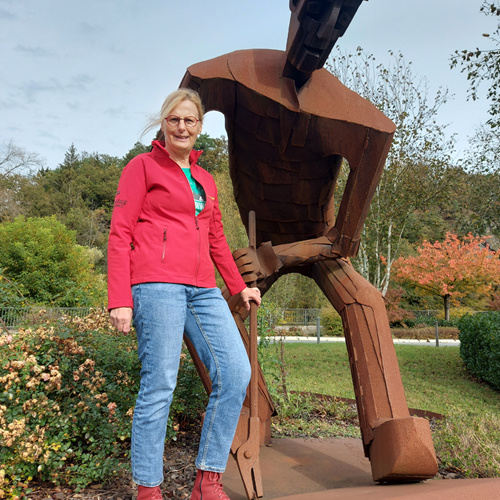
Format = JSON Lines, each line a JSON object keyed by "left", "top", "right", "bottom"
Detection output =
{"left": 458, "top": 311, "right": 500, "bottom": 391}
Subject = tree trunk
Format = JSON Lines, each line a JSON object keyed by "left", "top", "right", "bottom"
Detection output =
{"left": 380, "top": 222, "right": 393, "bottom": 296}
{"left": 443, "top": 294, "right": 451, "bottom": 321}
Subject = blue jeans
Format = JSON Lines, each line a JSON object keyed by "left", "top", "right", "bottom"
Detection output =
{"left": 130, "top": 283, "right": 251, "bottom": 487}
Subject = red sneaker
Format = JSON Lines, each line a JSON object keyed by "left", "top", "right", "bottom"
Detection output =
{"left": 190, "top": 469, "right": 230, "bottom": 499}
{"left": 137, "top": 485, "right": 163, "bottom": 500}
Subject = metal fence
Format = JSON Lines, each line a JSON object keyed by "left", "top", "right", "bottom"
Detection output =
{"left": 411, "top": 310, "right": 440, "bottom": 318}
{"left": 1, "top": 307, "right": 322, "bottom": 330}
{"left": 407, "top": 310, "right": 488, "bottom": 321}
{"left": 1, "top": 306, "right": 491, "bottom": 331}
{"left": 268, "top": 308, "right": 321, "bottom": 326}
{"left": 0, "top": 307, "right": 94, "bottom": 329}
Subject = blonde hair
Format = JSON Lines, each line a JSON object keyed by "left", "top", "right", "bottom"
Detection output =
{"left": 143, "top": 88, "right": 204, "bottom": 138}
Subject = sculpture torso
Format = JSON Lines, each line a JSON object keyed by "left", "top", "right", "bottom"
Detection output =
{"left": 182, "top": 49, "right": 395, "bottom": 251}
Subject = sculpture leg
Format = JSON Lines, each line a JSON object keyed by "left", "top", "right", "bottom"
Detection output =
{"left": 311, "top": 258, "right": 438, "bottom": 482}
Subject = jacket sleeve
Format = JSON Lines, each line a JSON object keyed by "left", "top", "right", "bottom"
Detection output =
{"left": 208, "top": 185, "right": 246, "bottom": 296}
{"left": 107, "top": 157, "right": 148, "bottom": 310}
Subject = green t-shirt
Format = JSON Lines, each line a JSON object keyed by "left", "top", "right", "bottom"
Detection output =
{"left": 182, "top": 167, "right": 206, "bottom": 215}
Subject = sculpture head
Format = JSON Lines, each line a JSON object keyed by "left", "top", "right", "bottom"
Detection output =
{"left": 284, "top": 0, "right": 365, "bottom": 88}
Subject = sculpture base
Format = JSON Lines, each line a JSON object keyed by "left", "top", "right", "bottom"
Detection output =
{"left": 368, "top": 417, "right": 438, "bottom": 483}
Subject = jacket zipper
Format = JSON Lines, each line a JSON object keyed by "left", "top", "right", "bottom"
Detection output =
{"left": 190, "top": 168, "right": 207, "bottom": 287}
{"left": 175, "top": 160, "right": 205, "bottom": 284}
{"left": 195, "top": 216, "right": 200, "bottom": 286}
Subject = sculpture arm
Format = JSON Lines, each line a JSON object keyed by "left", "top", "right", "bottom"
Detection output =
{"left": 234, "top": 236, "right": 340, "bottom": 285}
{"left": 329, "top": 128, "right": 394, "bottom": 258}
{"left": 273, "top": 236, "right": 340, "bottom": 268}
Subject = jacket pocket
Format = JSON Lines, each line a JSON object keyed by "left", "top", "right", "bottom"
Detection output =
{"left": 161, "top": 228, "right": 167, "bottom": 263}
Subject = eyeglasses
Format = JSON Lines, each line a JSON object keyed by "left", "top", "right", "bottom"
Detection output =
{"left": 165, "top": 115, "right": 200, "bottom": 128}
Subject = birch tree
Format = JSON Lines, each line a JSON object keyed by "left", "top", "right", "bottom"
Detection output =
{"left": 455, "top": 125, "right": 500, "bottom": 239}
{"left": 327, "top": 49, "right": 454, "bottom": 294}
{"left": 451, "top": 1, "right": 500, "bottom": 129}
{"left": 0, "top": 142, "right": 44, "bottom": 222}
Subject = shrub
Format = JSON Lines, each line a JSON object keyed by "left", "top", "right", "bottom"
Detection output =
{"left": 0, "top": 216, "right": 106, "bottom": 307}
{"left": 320, "top": 306, "right": 344, "bottom": 337}
{"left": 0, "top": 273, "right": 29, "bottom": 310}
{"left": 0, "top": 310, "right": 206, "bottom": 498}
{"left": 458, "top": 311, "right": 500, "bottom": 390}
{"left": 384, "top": 286, "right": 416, "bottom": 327}
{"left": 487, "top": 292, "right": 500, "bottom": 311}
{"left": 437, "top": 306, "right": 475, "bottom": 324}
{"left": 404, "top": 315, "right": 456, "bottom": 328}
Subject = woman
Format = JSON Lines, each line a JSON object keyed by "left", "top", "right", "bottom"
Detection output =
{"left": 108, "top": 88, "right": 260, "bottom": 500}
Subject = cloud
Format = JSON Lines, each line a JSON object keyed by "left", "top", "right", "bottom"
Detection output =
{"left": 15, "top": 45, "right": 52, "bottom": 57}
{"left": 38, "top": 130, "right": 59, "bottom": 141}
{"left": 104, "top": 106, "right": 128, "bottom": 119}
{"left": 69, "top": 74, "right": 94, "bottom": 91}
{"left": 0, "top": 7, "right": 15, "bottom": 20}
{"left": 79, "top": 21, "right": 104, "bottom": 35}
{"left": 0, "top": 97, "right": 25, "bottom": 111}
{"left": 66, "top": 102, "right": 81, "bottom": 111}
{"left": 22, "top": 79, "right": 64, "bottom": 102}
{"left": 20, "top": 74, "right": 95, "bottom": 102}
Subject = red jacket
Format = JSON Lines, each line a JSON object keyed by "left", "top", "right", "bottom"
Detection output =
{"left": 107, "top": 140, "right": 246, "bottom": 310}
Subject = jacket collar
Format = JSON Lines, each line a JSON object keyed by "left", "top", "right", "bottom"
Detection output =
{"left": 151, "top": 140, "right": 203, "bottom": 166}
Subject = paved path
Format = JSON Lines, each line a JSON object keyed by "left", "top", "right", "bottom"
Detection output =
{"left": 223, "top": 437, "right": 499, "bottom": 499}
{"left": 268, "top": 336, "right": 460, "bottom": 347}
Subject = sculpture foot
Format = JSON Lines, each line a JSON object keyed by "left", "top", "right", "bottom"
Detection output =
{"left": 368, "top": 416, "right": 438, "bottom": 483}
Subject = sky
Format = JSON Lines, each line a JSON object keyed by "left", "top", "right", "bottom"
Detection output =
{"left": 0, "top": 0, "right": 496, "bottom": 169}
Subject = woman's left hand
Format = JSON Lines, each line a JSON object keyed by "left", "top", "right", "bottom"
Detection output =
{"left": 240, "top": 286, "right": 261, "bottom": 311}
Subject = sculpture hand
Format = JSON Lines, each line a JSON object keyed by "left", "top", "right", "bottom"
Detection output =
{"left": 233, "top": 241, "right": 282, "bottom": 285}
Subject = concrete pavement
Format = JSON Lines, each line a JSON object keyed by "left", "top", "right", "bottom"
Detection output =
{"left": 267, "top": 336, "right": 460, "bottom": 347}
{"left": 223, "top": 437, "right": 499, "bottom": 499}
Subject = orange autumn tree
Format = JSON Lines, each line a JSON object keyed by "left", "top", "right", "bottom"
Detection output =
{"left": 393, "top": 232, "right": 500, "bottom": 320}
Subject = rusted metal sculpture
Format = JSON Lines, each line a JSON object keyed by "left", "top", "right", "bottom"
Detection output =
{"left": 177, "top": 0, "right": 438, "bottom": 497}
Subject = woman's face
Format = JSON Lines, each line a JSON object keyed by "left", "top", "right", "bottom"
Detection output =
{"left": 162, "top": 99, "right": 202, "bottom": 158}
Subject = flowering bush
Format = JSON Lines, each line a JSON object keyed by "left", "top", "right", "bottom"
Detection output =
{"left": 0, "top": 309, "right": 206, "bottom": 499}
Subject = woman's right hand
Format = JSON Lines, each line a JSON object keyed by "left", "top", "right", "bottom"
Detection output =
{"left": 109, "top": 307, "right": 133, "bottom": 334}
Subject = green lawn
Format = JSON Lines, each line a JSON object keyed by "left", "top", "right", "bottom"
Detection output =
{"left": 271, "top": 343, "right": 499, "bottom": 416}
{"left": 260, "top": 341, "right": 500, "bottom": 477}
